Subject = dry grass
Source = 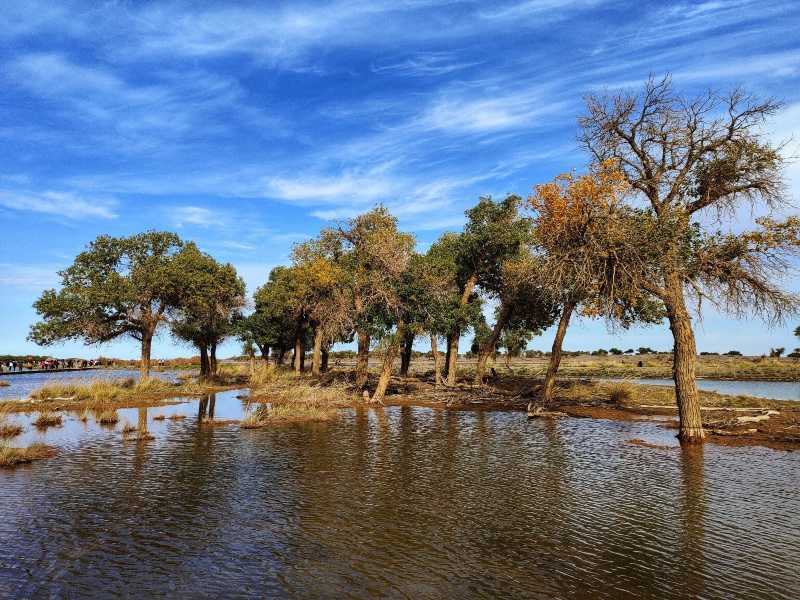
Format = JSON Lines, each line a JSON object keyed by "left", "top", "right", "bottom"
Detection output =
{"left": 97, "top": 410, "right": 119, "bottom": 425}
{"left": 8, "top": 375, "right": 233, "bottom": 415}
{"left": 167, "top": 414, "right": 186, "bottom": 420}
{"left": 30, "top": 378, "right": 135, "bottom": 403}
{"left": 0, "top": 406, "right": 21, "bottom": 438}
{"left": 551, "top": 378, "right": 795, "bottom": 411}
{"left": 0, "top": 423, "right": 23, "bottom": 439}
{"left": 241, "top": 397, "right": 340, "bottom": 428}
{"left": 33, "top": 410, "right": 62, "bottom": 428}
{"left": 0, "top": 443, "right": 57, "bottom": 468}
{"left": 152, "top": 414, "right": 166, "bottom": 421}
{"left": 216, "top": 361, "right": 277, "bottom": 386}
{"left": 0, "top": 379, "right": 10, "bottom": 387}
{"left": 121, "top": 421, "right": 137, "bottom": 434}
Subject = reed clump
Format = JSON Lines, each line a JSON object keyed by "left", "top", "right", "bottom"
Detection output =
{"left": 33, "top": 410, "right": 62, "bottom": 428}
{"left": 97, "top": 410, "right": 119, "bottom": 425}
{"left": 0, "top": 380, "right": 10, "bottom": 387}
{"left": 0, "top": 443, "right": 56, "bottom": 468}
{"left": 241, "top": 397, "right": 339, "bottom": 428}
{"left": 0, "top": 406, "right": 23, "bottom": 438}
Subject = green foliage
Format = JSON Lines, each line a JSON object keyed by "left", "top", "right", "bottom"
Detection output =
{"left": 29, "top": 231, "right": 185, "bottom": 348}
{"left": 170, "top": 243, "right": 245, "bottom": 353}
{"left": 460, "top": 194, "right": 531, "bottom": 293}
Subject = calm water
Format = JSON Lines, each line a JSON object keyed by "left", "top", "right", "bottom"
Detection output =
{"left": 1, "top": 390, "right": 799, "bottom": 599}
{"left": 629, "top": 378, "right": 800, "bottom": 401}
{"left": 0, "top": 368, "right": 182, "bottom": 400}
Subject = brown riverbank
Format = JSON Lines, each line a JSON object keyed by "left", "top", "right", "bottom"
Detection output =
{"left": 245, "top": 367, "right": 800, "bottom": 451}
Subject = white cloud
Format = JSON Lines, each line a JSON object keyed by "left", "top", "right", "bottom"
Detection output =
{"left": 168, "top": 206, "right": 224, "bottom": 228}
{"left": 372, "top": 51, "right": 484, "bottom": 77}
{"left": 0, "top": 190, "right": 117, "bottom": 220}
{"left": 0, "top": 263, "right": 60, "bottom": 290}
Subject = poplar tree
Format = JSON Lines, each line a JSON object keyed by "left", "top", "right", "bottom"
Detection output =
{"left": 29, "top": 231, "right": 185, "bottom": 379}
{"left": 580, "top": 76, "right": 799, "bottom": 442}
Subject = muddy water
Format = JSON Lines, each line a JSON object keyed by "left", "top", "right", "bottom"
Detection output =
{"left": 1, "top": 390, "right": 799, "bottom": 599}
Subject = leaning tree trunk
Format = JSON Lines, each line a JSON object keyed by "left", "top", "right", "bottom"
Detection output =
{"left": 199, "top": 344, "right": 210, "bottom": 380}
{"left": 372, "top": 321, "right": 405, "bottom": 403}
{"left": 355, "top": 330, "right": 370, "bottom": 388}
{"left": 534, "top": 300, "right": 576, "bottom": 411}
{"left": 140, "top": 330, "right": 154, "bottom": 380}
{"left": 430, "top": 334, "right": 443, "bottom": 387}
{"left": 474, "top": 301, "right": 512, "bottom": 385}
{"left": 399, "top": 331, "right": 414, "bottom": 376}
{"left": 664, "top": 275, "right": 705, "bottom": 443}
{"left": 446, "top": 273, "right": 478, "bottom": 386}
{"left": 311, "top": 325, "right": 324, "bottom": 376}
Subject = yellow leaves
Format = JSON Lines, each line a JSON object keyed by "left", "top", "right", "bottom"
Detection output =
{"left": 528, "top": 160, "right": 629, "bottom": 251}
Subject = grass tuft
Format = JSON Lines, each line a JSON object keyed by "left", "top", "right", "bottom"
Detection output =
{"left": 0, "top": 443, "right": 57, "bottom": 468}
{"left": 33, "top": 410, "right": 62, "bottom": 428}
{"left": 97, "top": 410, "right": 119, "bottom": 425}
{"left": 241, "top": 399, "right": 339, "bottom": 428}
{"left": 0, "top": 423, "right": 23, "bottom": 438}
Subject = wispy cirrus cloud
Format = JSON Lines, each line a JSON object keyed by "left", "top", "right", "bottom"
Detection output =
{"left": 0, "top": 190, "right": 117, "bottom": 220}
{"left": 168, "top": 206, "right": 225, "bottom": 228}
{"left": 0, "top": 263, "right": 61, "bottom": 290}
{"left": 372, "top": 51, "right": 484, "bottom": 77}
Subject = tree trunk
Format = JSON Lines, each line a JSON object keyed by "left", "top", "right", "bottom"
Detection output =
{"left": 355, "top": 330, "right": 370, "bottom": 388}
{"left": 312, "top": 325, "right": 323, "bottom": 376}
{"left": 321, "top": 345, "right": 329, "bottom": 373}
{"left": 199, "top": 344, "right": 210, "bottom": 380}
{"left": 372, "top": 321, "right": 404, "bottom": 403}
{"left": 294, "top": 321, "right": 303, "bottom": 373}
{"left": 665, "top": 276, "right": 705, "bottom": 443}
{"left": 140, "top": 331, "right": 153, "bottom": 380}
{"left": 443, "top": 333, "right": 452, "bottom": 378}
{"left": 431, "top": 334, "right": 442, "bottom": 387}
{"left": 445, "top": 334, "right": 459, "bottom": 386}
{"left": 277, "top": 346, "right": 286, "bottom": 366}
{"left": 474, "top": 301, "right": 512, "bottom": 385}
{"left": 258, "top": 344, "right": 270, "bottom": 361}
{"left": 446, "top": 273, "right": 478, "bottom": 386}
{"left": 210, "top": 343, "right": 218, "bottom": 377}
{"left": 399, "top": 331, "right": 414, "bottom": 376}
{"left": 535, "top": 300, "right": 575, "bottom": 410}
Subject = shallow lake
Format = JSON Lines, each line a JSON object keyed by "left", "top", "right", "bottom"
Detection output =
{"left": 1, "top": 389, "right": 798, "bottom": 599}
{"left": 0, "top": 368, "right": 183, "bottom": 400}
{"left": 627, "top": 377, "right": 800, "bottom": 401}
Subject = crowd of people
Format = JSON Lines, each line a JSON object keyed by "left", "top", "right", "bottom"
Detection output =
{"left": 1, "top": 358, "right": 100, "bottom": 373}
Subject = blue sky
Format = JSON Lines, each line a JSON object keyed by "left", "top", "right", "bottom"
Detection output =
{"left": 1, "top": 0, "right": 799, "bottom": 359}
